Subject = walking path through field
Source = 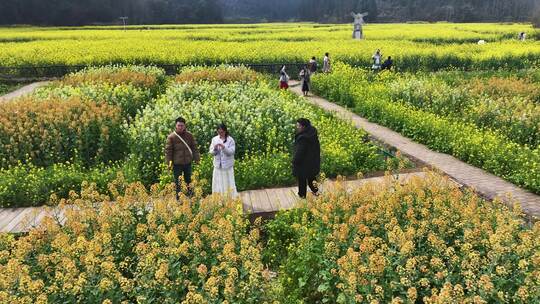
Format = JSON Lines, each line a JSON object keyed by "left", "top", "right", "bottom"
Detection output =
{"left": 0, "top": 172, "right": 426, "bottom": 233}
{"left": 289, "top": 81, "right": 540, "bottom": 220}
{"left": 0, "top": 81, "right": 49, "bottom": 102}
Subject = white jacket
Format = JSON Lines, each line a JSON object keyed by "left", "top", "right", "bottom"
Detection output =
{"left": 209, "top": 136, "right": 235, "bottom": 169}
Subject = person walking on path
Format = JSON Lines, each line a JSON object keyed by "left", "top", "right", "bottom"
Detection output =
{"left": 279, "top": 65, "right": 289, "bottom": 89}
{"left": 372, "top": 49, "right": 382, "bottom": 70}
{"left": 293, "top": 118, "right": 321, "bottom": 199}
{"left": 309, "top": 56, "right": 318, "bottom": 73}
{"left": 209, "top": 123, "right": 237, "bottom": 197}
{"left": 322, "top": 52, "right": 331, "bottom": 73}
{"left": 165, "top": 117, "right": 200, "bottom": 199}
{"left": 299, "top": 65, "right": 311, "bottom": 96}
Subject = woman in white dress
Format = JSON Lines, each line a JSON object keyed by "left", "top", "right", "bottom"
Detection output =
{"left": 372, "top": 49, "right": 382, "bottom": 70}
{"left": 209, "top": 123, "right": 237, "bottom": 197}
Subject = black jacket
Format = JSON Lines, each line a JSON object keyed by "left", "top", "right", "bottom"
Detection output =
{"left": 293, "top": 125, "right": 321, "bottom": 178}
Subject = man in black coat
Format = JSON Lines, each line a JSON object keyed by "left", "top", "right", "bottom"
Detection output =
{"left": 293, "top": 118, "right": 321, "bottom": 198}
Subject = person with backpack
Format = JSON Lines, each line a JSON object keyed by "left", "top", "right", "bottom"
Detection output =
{"left": 309, "top": 56, "right": 317, "bottom": 73}
{"left": 299, "top": 65, "right": 311, "bottom": 96}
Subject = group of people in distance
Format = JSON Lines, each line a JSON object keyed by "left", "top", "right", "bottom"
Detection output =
{"left": 279, "top": 52, "right": 331, "bottom": 95}
{"left": 165, "top": 116, "right": 321, "bottom": 200}
{"left": 280, "top": 49, "right": 393, "bottom": 95}
{"left": 372, "top": 49, "right": 393, "bottom": 71}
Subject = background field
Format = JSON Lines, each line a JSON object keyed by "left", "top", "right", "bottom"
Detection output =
{"left": 0, "top": 23, "right": 539, "bottom": 71}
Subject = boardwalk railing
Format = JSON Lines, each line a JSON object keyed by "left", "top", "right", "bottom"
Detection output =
{"left": 0, "top": 63, "right": 308, "bottom": 80}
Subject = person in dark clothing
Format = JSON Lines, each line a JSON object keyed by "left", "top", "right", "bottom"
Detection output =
{"left": 299, "top": 65, "right": 311, "bottom": 96}
{"left": 381, "top": 56, "right": 393, "bottom": 70}
{"left": 292, "top": 118, "right": 321, "bottom": 198}
{"left": 309, "top": 56, "right": 317, "bottom": 73}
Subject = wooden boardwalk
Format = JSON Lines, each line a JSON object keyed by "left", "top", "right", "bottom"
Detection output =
{"left": 289, "top": 81, "right": 540, "bottom": 220}
{"left": 0, "top": 173, "right": 426, "bottom": 234}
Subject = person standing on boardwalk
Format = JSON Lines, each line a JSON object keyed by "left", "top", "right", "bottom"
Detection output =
{"left": 209, "top": 123, "right": 237, "bottom": 197}
{"left": 293, "top": 118, "right": 321, "bottom": 198}
{"left": 322, "top": 52, "right": 331, "bottom": 73}
{"left": 279, "top": 65, "right": 289, "bottom": 89}
{"left": 165, "top": 117, "right": 200, "bottom": 199}
{"left": 309, "top": 56, "right": 317, "bottom": 73}
{"left": 299, "top": 65, "right": 311, "bottom": 96}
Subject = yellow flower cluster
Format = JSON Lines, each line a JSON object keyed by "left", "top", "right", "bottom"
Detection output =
{"left": 0, "top": 181, "right": 269, "bottom": 302}
{"left": 0, "top": 96, "right": 124, "bottom": 168}
{"left": 275, "top": 170, "right": 540, "bottom": 303}
{"left": 175, "top": 65, "right": 260, "bottom": 84}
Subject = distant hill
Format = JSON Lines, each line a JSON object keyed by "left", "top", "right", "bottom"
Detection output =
{"left": 0, "top": 0, "right": 537, "bottom": 26}
{"left": 219, "top": 0, "right": 538, "bottom": 23}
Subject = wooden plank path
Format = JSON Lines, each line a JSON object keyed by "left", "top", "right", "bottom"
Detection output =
{"left": 0, "top": 173, "right": 426, "bottom": 234}
{"left": 289, "top": 81, "right": 540, "bottom": 220}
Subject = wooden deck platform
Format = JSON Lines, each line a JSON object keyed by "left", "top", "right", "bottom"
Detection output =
{"left": 0, "top": 172, "right": 426, "bottom": 234}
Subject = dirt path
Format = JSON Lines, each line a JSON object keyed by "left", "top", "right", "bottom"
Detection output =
{"left": 0, "top": 81, "right": 50, "bottom": 102}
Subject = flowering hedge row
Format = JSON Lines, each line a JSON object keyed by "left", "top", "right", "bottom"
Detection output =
{"left": 0, "top": 182, "right": 270, "bottom": 303}
{"left": 62, "top": 65, "right": 167, "bottom": 96}
{"left": 311, "top": 63, "right": 540, "bottom": 194}
{"left": 266, "top": 172, "right": 540, "bottom": 303}
{"left": 0, "top": 96, "right": 127, "bottom": 169}
{"left": 34, "top": 83, "right": 154, "bottom": 119}
{"left": 1, "top": 171, "right": 538, "bottom": 302}
{"left": 388, "top": 75, "right": 540, "bottom": 147}
{"left": 175, "top": 65, "right": 260, "bottom": 84}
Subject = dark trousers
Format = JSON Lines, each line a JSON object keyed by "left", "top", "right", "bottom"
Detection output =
{"left": 173, "top": 163, "right": 192, "bottom": 199}
{"left": 297, "top": 175, "right": 318, "bottom": 198}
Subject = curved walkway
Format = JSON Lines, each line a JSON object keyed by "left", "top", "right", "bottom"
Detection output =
{"left": 290, "top": 81, "right": 540, "bottom": 221}
{"left": 0, "top": 81, "right": 49, "bottom": 102}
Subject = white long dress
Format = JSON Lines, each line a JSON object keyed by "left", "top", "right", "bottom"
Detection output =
{"left": 209, "top": 136, "right": 237, "bottom": 197}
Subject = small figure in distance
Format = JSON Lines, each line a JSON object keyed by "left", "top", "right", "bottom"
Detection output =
{"left": 381, "top": 56, "right": 393, "bottom": 71}
{"left": 279, "top": 65, "right": 289, "bottom": 89}
{"left": 372, "top": 49, "right": 382, "bottom": 71}
{"left": 518, "top": 32, "right": 526, "bottom": 41}
{"left": 322, "top": 52, "right": 331, "bottom": 73}
{"left": 299, "top": 65, "right": 311, "bottom": 96}
{"left": 309, "top": 56, "right": 318, "bottom": 74}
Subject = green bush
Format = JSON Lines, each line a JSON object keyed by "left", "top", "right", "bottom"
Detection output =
{"left": 0, "top": 162, "right": 122, "bottom": 207}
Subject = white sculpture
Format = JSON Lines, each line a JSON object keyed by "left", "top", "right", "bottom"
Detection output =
{"left": 351, "top": 12, "right": 368, "bottom": 40}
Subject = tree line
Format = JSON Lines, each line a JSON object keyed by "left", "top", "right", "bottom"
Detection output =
{"left": 0, "top": 0, "right": 538, "bottom": 26}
